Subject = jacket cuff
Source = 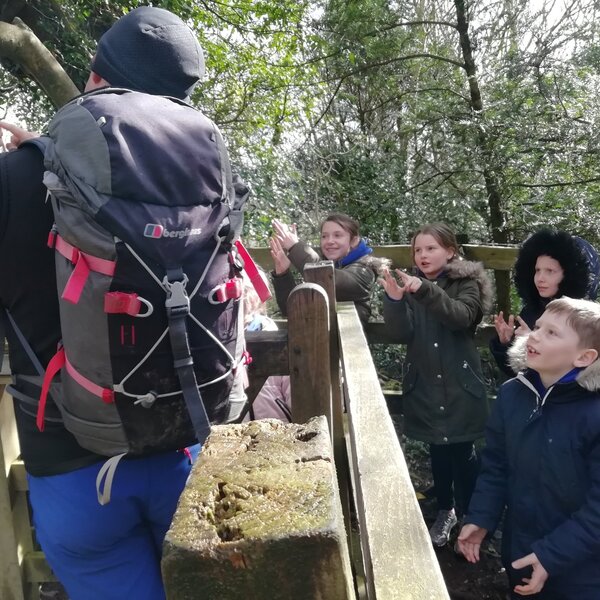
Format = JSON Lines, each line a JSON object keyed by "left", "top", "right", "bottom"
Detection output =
{"left": 271, "top": 269, "right": 291, "bottom": 278}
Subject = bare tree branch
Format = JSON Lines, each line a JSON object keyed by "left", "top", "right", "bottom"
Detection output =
{"left": 513, "top": 177, "right": 600, "bottom": 188}
{"left": 0, "top": 18, "right": 79, "bottom": 107}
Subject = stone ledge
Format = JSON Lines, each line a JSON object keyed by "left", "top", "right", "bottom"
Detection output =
{"left": 162, "top": 417, "right": 353, "bottom": 600}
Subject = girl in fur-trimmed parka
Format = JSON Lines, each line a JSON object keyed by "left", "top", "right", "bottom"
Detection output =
{"left": 381, "top": 222, "right": 493, "bottom": 548}
{"left": 490, "top": 229, "right": 599, "bottom": 377}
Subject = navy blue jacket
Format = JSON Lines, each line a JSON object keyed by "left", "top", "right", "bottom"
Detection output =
{"left": 467, "top": 365, "right": 600, "bottom": 598}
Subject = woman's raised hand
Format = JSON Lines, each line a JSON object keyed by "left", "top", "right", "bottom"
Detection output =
{"left": 494, "top": 311, "right": 515, "bottom": 344}
{"left": 272, "top": 219, "right": 298, "bottom": 251}
{"left": 269, "top": 236, "right": 291, "bottom": 275}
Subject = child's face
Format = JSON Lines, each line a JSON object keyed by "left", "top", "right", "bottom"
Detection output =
{"left": 534, "top": 255, "right": 564, "bottom": 298}
{"left": 413, "top": 233, "right": 454, "bottom": 280}
{"left": 320, "top": 221, "right": 357, "bottom": 261}
{"left": 526, "top": 310, "right": 589, "bottom": 384}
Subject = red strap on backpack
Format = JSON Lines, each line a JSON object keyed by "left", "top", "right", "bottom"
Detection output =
{"left": 104, "top": 292, "right": 142, "bottom": 315}
{"left": 37, "top": 347, "right": 65, "bottom": 431}
{"left": 51, "top": 234, "right": 116, "bottom": 304}
{"left": 235, "top": 240, "right": 271, "bottom": 303}
{"left": 38, "top": 347, "right": 115, "bottom": 432}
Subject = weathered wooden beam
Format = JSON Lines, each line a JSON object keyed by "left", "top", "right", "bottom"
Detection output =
{"left": 245, "top": 330, "right": 288, "bottom": 377}
{"left": 287, "top": 283, "right": 332, "bottom": 427}
{"left": 303, "top": 262, "right": 345, "bottom": 447}
{"left": 247, "top": 244, "right": 518, "bottom": 272}
{"left": 249, "top": 321, "right": 496, "bottom": 348}
{"left": 338, "top": 302, "right": 449, "bottom": 600}
{"left": 0, "top": 387, "right": 25, "bottom": 600}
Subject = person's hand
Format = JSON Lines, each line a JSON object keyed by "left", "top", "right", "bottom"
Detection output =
{"left": 457, "top": 523, "right": 487, "bottom": 563}
{"left": 512, "top": 553, "right": 549, "bottom": 596}
{"left": 514, "top": 316, "right": 531, "bottom": 337}
{"left": 272, "top": 218, "right": 299, "bottom": 251}
{"left": 379, "top": 268, "right": 406, "bottom": 300}
{"left": 494, "top": 311, "right": 515, "bottom": 344}
{"left": 0, "top": 121, "right": 40, "bottom": 151}
{"left": 395, "top": 269, "right": 422, "bottom": 293}
{"left": 269, "top": 236, "right": 291, "bottom": 275}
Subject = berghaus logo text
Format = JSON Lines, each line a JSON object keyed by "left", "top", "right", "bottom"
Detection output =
{"left": 144, "top": 224, "right": 202, "bottom": 239}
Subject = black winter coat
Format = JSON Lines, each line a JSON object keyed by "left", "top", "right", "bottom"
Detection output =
{"left": 0, "top": 145, "right": 101, "bottom": 475}
{"left": 272, "top": 241, "right": 379, "bottom": 324}
{"left": 467, "top": 352, "right": 600, "bottom": 599}
{"left": 383, "top": 259, "right": 492, "bottom": 444}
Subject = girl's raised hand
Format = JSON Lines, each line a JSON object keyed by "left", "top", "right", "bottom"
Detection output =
{"left": 514, "top": 316, "right": 531, "bottom": 337}
{"left": 272, "top": 219, "right": 298, "bottom": 251}
{"left": 494, "top": 311, "right": 515, "bottom": 344}
{"left": 395, "top": 269, "right": 422, "bottom": 293}
{"left": 379, "top": 269, "right": 405, "bottom": 300}
{"left": 269, "top": 236, "right": 291, "bottom": 275}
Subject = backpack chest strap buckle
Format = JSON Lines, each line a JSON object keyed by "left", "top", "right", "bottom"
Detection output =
{"left": 164, "top": 274, "right": 190, "bottom": 317}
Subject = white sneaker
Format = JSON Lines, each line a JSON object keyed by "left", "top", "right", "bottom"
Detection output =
{"left": 429, "top": 508, "right": 458, "bottom": 547}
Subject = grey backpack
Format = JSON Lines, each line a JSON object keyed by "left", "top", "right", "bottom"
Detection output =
{"left": 32, "top": 88, "right": 247, "bottom": 459}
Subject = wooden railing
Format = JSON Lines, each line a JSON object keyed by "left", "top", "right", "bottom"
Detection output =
{"left": 0, "top": 369, "right": 55, "bottom": 600}
{"left": 247, "top": 243, "right": 519, "bottom": 272}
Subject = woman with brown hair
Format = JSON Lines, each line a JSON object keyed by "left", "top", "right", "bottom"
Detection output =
{"left": 270, "top": 213, "right": 387, "bottom": 324}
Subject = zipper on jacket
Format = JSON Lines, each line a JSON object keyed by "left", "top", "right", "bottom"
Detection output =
{"left": 516, "top": 373, "right": 555, "bottom": 421}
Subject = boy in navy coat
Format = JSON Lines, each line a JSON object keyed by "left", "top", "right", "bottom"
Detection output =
{"left": 458, "top": 297, "right": 600, "bottom": 599}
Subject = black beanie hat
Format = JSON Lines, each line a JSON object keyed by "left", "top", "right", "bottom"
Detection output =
{"left": 91, "top": 7, "right": 205, "bottom": 100}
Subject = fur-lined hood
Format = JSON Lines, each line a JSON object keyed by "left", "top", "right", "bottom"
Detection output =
{"left": 514, "top": 229, "right": 592, "bottom": 311}
{"left": 445, "top": 258, "right": 494, "bottom": 314}
{"left": 356, "top": 254, "right": 391, "bottom": 276}
{"left": 508, "top": 334, "right": 600, "bottom": 392}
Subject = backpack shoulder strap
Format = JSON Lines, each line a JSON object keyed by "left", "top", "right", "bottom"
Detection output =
{"left": 20, "top": 136, "right": 50, "bottom": 156}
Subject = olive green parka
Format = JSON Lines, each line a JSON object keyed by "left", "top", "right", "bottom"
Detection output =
{"left": 383, "top": 259, "right": 493, "bottom": 444}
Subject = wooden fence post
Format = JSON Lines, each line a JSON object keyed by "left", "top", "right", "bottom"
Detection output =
{"left": 302, "top": 262, "right": 353, "bottom": 540}
{"left": 302, "top": 262, "right": 344, "bottom": 446}
{"left": 0, "top": 387, "right": 26, "bottom": 600}
{"left": 287, "top": 283, "right": 332, "bottom": 426}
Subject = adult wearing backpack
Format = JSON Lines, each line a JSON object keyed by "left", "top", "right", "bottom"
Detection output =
{"left": 0, "top": 8, "right": 244, "bottom": 600}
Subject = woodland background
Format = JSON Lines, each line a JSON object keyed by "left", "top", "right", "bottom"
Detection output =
{"left": 1, "top": 0, "right": 600, "bottom": 312}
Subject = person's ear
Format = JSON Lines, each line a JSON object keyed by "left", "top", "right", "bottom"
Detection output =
{"left": 574, "top": 348, "right": 598, "bottom": 368}
{"left": 84, "top": 71, "right": 109, "bottom": 92}
{"left": 350, "top": 235, "right": 360, "bottom": 249}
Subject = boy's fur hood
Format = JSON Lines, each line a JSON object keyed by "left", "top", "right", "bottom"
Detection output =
{"left": 446, "top": 258, "right": 493, "bottom": 314}
{"left": 508, "top": 334, "right": 600, "bottom": 392}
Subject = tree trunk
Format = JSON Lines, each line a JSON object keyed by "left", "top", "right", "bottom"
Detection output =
{"left": 0, "top": 18, "right": 79, "bottom": 108}
{"left": 454, "top": 0, "right": 511, "bottom": 314}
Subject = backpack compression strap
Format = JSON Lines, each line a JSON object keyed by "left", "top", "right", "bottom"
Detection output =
{"left": 49, "top": 231, "right": 116, "bottom": 304}
{"left": 164, "top": 269, "right": 211, "bottom": 446}
{"left": 38, "top": 347, "right": 114, "bottom": 431}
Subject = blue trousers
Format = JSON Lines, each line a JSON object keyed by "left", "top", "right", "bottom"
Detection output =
{"left": 28, "top": 445, "right": 200, "bottom": 600}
